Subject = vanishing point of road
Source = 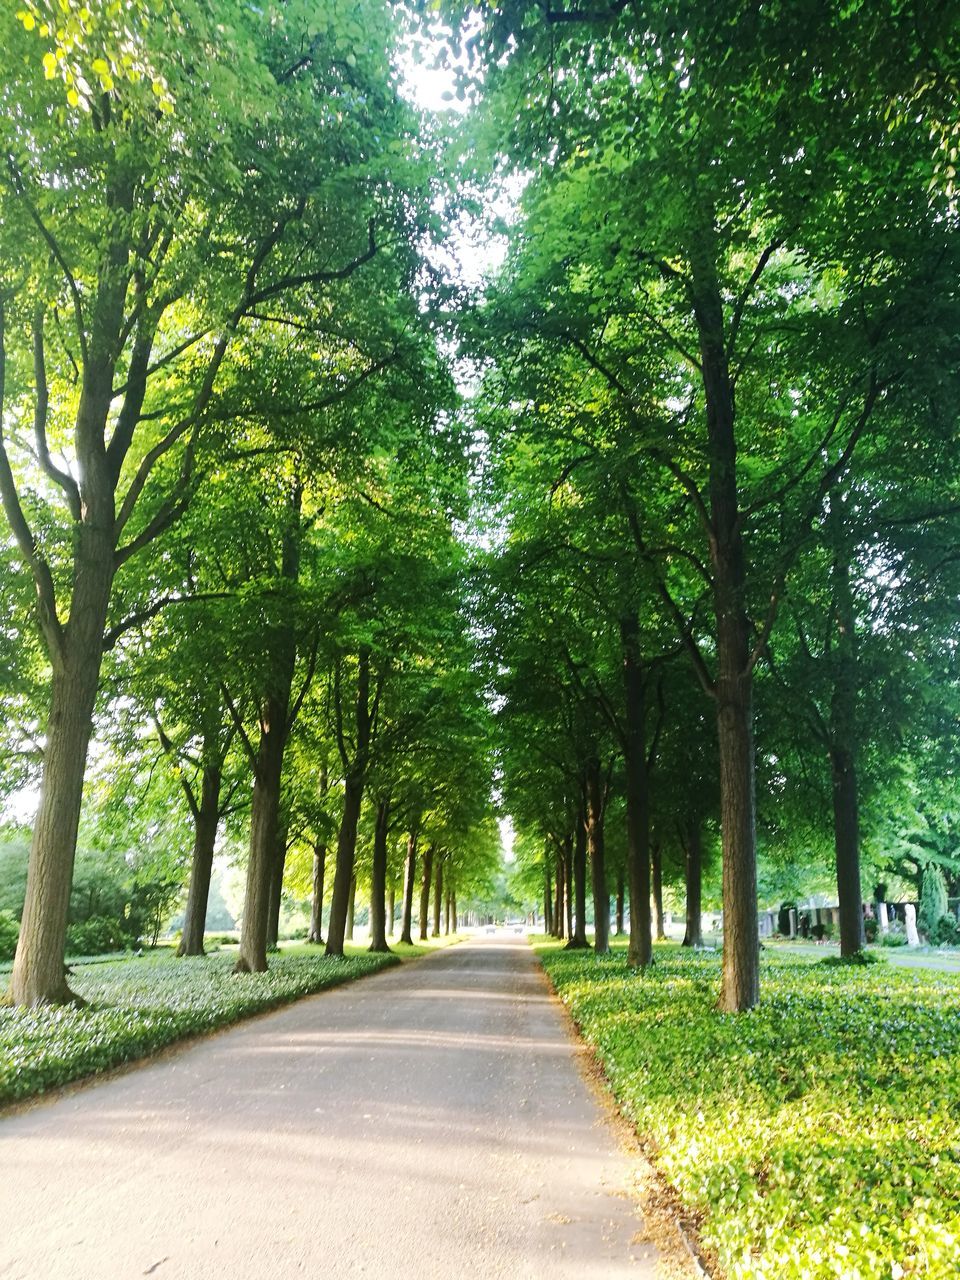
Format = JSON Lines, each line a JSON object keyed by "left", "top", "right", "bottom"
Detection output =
{"left": 0, "top": 936, "right": 664, "bottom": 1279}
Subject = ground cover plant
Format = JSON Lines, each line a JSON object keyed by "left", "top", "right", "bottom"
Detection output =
{"left": 538, "top": 941, "right": 960, "bottom": 1280}
{"left": 0, "top": 947, "right": 400, "bottom": 1107}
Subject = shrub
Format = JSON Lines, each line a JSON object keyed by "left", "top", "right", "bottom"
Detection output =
{"left": 919, "top": 863, "right": 950, "bottom": 941}
{"left": 0, "top": 911, "right": 18, "bottom": 962}
{"left": 819, "top": 949, "right": 884, "bottom": 967}
{"left": 930, "top": 912, "right": 960, "bottom": 948}
{"left": 65, "top": 916, "right": 126, "bottom": 957}
{"left": 880, "top": 925, "right": 908, "bottom": 947}
{"left": 863, "top": 916, "right": 878, "bottom": 943}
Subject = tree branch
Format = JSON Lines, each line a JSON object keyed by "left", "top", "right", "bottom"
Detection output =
{"left": 0, "top": 298, "right": 66, "bottom": 667}
{"left": 102, "top": 591, "right": 233, "bottom": 650}
{"left": 221, "top": 684, "right": 259, "bottom": 774}
{"left": 624, "top": 495, "right": 716, "bottom": 697}
{"left": 6, "top": 163, "right": 88, "bottom": 365}
{"left": 726, "top": 239, "right": 782, "bottom": 357}
{"left": 245, "top": 219, "right": 378, "bottom": 309}
{"left": 32, "top": 307, "right": 81, "bottom": 519}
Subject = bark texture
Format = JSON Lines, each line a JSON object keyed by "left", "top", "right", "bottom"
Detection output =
{"left": 692, "top": 241, "right": 759, "bottom": 1012}
{"left": 307, "top": 843, "right": 327, "bottom": 944}
{"left": 652, "top": 842, "right": 666, "bottom": 941}
{"left": 681, "top": 819, "right": 703, "bottom": 948}
{"left": 419, "top": 846, "right": 434, "bottom": 943}
{"left": 235, "top": 700, "right": 289, "bottom": 974}
{"left": 399, "top": 831, "right": 417, "bottom": 944}
{"left": 235, "top": 493, "right": 300, "bottom": 975}
{"left": 432, "top": 855, "right": 443, "bottom": 938}
{"left": 567, "top": 807, "right": 589, "bottom": 949}
{"left": 368, "top": 796, "right": 391, "bottom": 952}
{"left": 266, "top": 822, "right": 288, "bottom": 952}
{"left": 177, "top": 765, "right": 223, "bottom": 957}
{"left": 622, "top": 615, "right": 653, "bottom": 969}
{"left": 829, "top": 512, "right": 866, "bottom": 956}
{"left": 12, "top": 659, "right": 104, "bottom": 1005}
{"left": 326, "top": 647, "right": 375, "bottom": 957}
{"left": 585, "top": 758, "right": 609, "bottom": 954}
{"left": 345, "top": 875, "right": 356, "bottom": 942}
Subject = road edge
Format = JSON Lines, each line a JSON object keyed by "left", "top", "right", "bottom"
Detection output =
{"left": 530, "top": 940, "right": 717, "bottom": 1280}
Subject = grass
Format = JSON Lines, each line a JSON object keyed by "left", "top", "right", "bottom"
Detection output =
{"left": 1, "top": 933, "right": 462, "bottom": 1109}
{"left": 536, "top": 938, "right": 960, "bottom": 1280}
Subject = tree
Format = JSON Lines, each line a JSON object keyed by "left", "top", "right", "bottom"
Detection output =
{"left": 449, "top": 0, "right": 951, "bottom": 1006}
{"left": 1, "top": 0, "right": 433, "bottom": 1003}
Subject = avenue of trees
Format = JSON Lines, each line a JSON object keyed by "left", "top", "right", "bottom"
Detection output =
{"left": 451, "top": 0, "right": 960, "bottom": 1009}
{"left": 0, "top": 0, "right": 499, "bottom": 1004}
{"left": 1, "top": 0, "right": 959, "bottom": 1018}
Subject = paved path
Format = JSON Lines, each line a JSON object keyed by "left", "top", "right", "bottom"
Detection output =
{"left": 0, "top": 937, "right": 661, "bottom": 1279}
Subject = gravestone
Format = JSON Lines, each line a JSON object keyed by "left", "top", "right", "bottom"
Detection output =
{"left": 877, "top": 902, "right": 889, "bottom": 933}
{"left": 904, "top": 903, "right": 920, "bottom": 946}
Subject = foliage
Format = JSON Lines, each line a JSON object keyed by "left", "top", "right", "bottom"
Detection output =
{"left": 919, "top": 864, "right": 950, "bottom": 942}
{"left": 0, "top": 948, "right": 396, "bottom": 1105}
{"left": 539, "top": 941, "right": 960, "bottom": 1280}
{"left": 818, "top": 951, "right": 884, "bottom": 968}
{"left": 879, "top": 929, "right": 908, "bottom": 949}
{"left": 0, "top": 911, "right": 18, "bottom": 962}
{"left": 65, "top": 915, "right": 127, "bottom": 957}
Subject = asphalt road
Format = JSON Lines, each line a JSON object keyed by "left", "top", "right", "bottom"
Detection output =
{"left": 0, "top": 936, "right": 661, "bottom": 1279}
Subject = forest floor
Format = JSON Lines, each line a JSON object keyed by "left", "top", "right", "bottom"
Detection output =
{"left": 540, "top": 938, "right": 960, "bottom": 1280}
{"left": 0, "top": 936, "right": 682, "bottom": 1279}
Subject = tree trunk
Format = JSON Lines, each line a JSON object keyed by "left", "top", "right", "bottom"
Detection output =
{"left": 586, "top": 758, "right": 609, "bottom": 954}
{"left": 11, "top": 651, "right": 105, "bottom": 1005}
{"left": 692, "top": 242, "right": 759, "bottom": 1012}
{"left": 326, "top": 646, "right": 374, "bottom": 957}
{"left": 387, "top": 884, "right": 396, "bottom": 937}
{"left": 177, "top": 765, "right": 222, "bottom": 957}
{"left": 399, "top": 830, "right": 418, "bottom": 944}
{"left": 235, "top": 697, "right": 288, "bottom": 974}
{"left": 325, "top": 776, "right": 364, "bottom": 957}
{"left": 615, "top": 869, "right": 625, "bottom": 936}
{"left": 555, "top": 849, "right": 563, "bottom": 942}
{"left": 432, "top": 854, "right": 443, "bottom": 938}
{"left": 567, "top": 809, "right": 589, "bottom": 949}
{"left": 451, "top": 890, "right": 457, "bottom": 932}
{"left": 307, "top": 762, "right": 329, "bottom": 944}
{"left": 369, "top": 796, "right": 391, "bottom": 953}
{"left": 7, "top": 261, "right": 142, "bottom": 1005}
{"left": 544, "top": 858, "right": 553, "bottom": 935}
{"left": 444, "top": 885, "right": 452, "bottom": 935}
{"left": 234, "top": 492, "right": 299, "bottom": 975}
{"left": 564, "top": 839, "right": 574, "bottom": 940}
{"left": 266, "top": 821, "right": 288, "bottom": 952}
{"left": 308, "top": 843, "right": 327, "bottom": 944}
{"left": 681, "top": 819, "right": 703, "bottom": 948}
{"left": 831, "top": 746, "right": 865, "bottom": 954}
{"left": 621, "top": 615, "right": 653, "bottom": 968}
{"left": 716, "top": 676, "right": 759, "bottom": 1010}
{"left": 652, "top": 842, "right": 666, "bottom": 941}
{"left": 419, "top": 846, "right": 434, "bottom": 942}
{"left": 345, "top": 875, "right": 356, "bottom": 941}
{"left": 829, "top": 510, "right": 866, "bottom": 957}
